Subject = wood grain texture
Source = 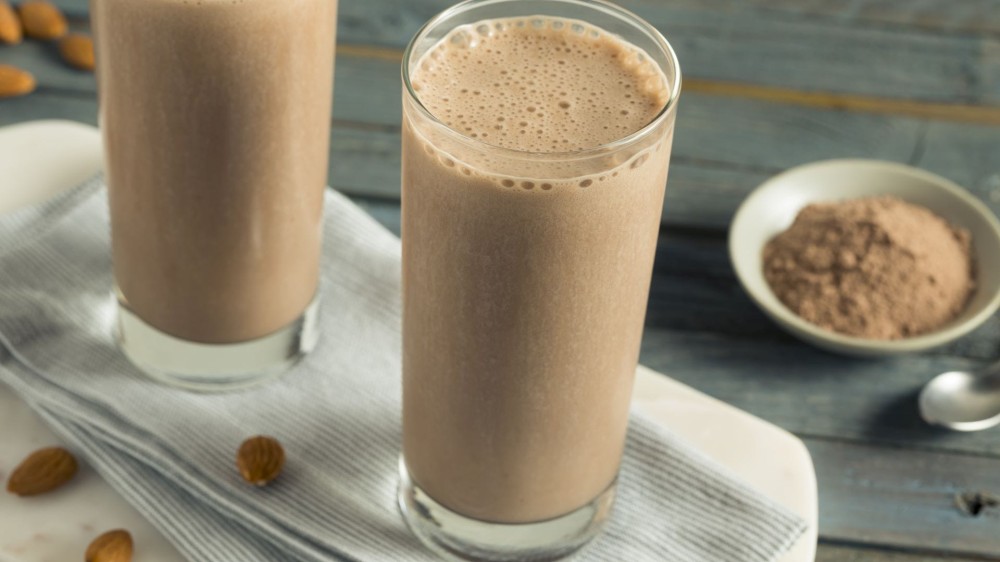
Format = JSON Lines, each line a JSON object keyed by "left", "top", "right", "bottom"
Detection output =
{"left": 17, "top": 62, "right": 997, "bottom": 233}
{"left": 0, "top": 91, "right": 96, "bottom": 125}
{"left": 817, "top": 543, "right": 991, "bottom": 562}
{"left": 39, "top": 0, "right": 1000, "bottom": 105}
{"left": 636, "top": 325, "right": 1000, "bottom": 454}
{"left": 337, "top": 0, "right": 1000, "bottom": 104}
{"left": 701, "top": 0, "right": 1000, "bottom": 37}
{"left": 329, "top": 60, "right": 999, "bottom": 227}
{"left": 49, "top": 0, "right": 1000, "bottom": 38}
{"left": 22, "top": 40, "right": 1000, "bottom": 231}
{"left": 341, "top": 95, "right": 998, "bottom": 232}
{"left": 50, "top": 0, "right": 1000, "bottom": 31}
{"left": 806, "top": 438, "right": 1000, "bottom": 558}
{"left": 6, "top": 5, "right": 998, "bottom": 234}
{"left": 684, "top": 78, "right": 1000, "bottom": 126}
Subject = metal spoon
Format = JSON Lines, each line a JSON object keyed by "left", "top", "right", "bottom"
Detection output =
{"left": 919, "top": 361, "right": 1000, "bottom": 431}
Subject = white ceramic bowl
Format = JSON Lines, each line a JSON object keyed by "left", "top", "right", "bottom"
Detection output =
{"left": 729, "top": 159, "right": 1000, "bottom": 357}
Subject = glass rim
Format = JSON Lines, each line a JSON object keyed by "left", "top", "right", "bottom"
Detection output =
{"left": 401, "top": 0, "right": 682, "bottom": 161}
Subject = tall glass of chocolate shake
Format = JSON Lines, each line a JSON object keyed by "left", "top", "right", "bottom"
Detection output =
{"left": 399, "top": 0, "right": 681, "bottom": 559}
{"left": 91, "top": 0, "right": 338, "bottom": 390}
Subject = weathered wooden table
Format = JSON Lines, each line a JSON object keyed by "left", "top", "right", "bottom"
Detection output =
{"left": 3, "top": 1, "right": 999, "bottom": 560}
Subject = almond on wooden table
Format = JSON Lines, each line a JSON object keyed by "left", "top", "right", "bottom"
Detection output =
{"left": 59, "top": 33, "right": 95, "bottom": 71}
{"left": 17, "top": 0, "right": 66, "bottom": 40}
{"left": 0, "top": 0, "right": 21, "bottom": 44}
{"left": 5, "top": 446, "right": 78, "bottom": 496}
{"left": 236, "top": 435, "right": 286, "bottom": 486}
{"left": 0, "top": 64, "right": 34, "bottom": 97}
{"left": 85, "top": 529, "right": 134, "bottom": 562}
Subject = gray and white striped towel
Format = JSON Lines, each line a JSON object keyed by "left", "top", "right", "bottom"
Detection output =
{"left": 0, "top": 177, "right": 806, "bottom": 561}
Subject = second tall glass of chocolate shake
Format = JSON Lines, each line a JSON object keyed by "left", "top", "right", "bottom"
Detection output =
{"left": 399, "top": 0, "right": 681, "bottom": 559}
{"left": 92, "top": 0, "right": 338, "bottom": 390}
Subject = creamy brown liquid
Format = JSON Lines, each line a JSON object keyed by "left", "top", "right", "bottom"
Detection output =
{"left": 93, "top": 0, "right": 337, "bottom": 344}
{"left": 402, "top": 17, "right": 674, "bottom": 523}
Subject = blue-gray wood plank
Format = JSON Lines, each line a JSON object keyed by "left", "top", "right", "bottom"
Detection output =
{"left": 42, "top": 0, "right": 1000, "bottom": 104}
{"left": 3, "top": 1, "right": 1000, "bottom": 560}
{"left": 12, "top": 54, "right": 1000, "bottom": 232}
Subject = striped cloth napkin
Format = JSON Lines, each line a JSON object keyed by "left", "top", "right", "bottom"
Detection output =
{"left": 0, "top": 177, "right": 806, "bottom": 562}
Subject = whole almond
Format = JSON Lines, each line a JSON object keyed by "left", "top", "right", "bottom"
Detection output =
{"left": 236, "top": 435, "right": 285, "bottom": 486}
{"left": 59, "top": 33, "right": 94, "bottom": 71}
{"left": 6, "top": 446, "right": 78, "bottom": 496}
{"left": 17, "top": 0, "right": 66, "bottom": 40}
{"left": 85, "top": 529, "right": 133, "bottom": 562}
{"left": 0, "top": 64, "right": 34, "bottom": 97}
{"left": 0, "top": 0, "right": 22, "bottom": 44}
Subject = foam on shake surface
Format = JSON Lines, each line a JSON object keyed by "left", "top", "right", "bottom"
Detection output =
{"left": 411, "top": 17, "right": 670, "bottom": 153}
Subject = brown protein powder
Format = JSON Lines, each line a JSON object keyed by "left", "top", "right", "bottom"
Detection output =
{"left": 762, "top": 196, "right": 975, "bottom": 340}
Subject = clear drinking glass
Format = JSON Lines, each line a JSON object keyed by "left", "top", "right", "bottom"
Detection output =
{"left": 398, "top": 0, "right": 681, "bottom": 559}
{"left": 92, "top": 0, "right": 338, "bottom": 390}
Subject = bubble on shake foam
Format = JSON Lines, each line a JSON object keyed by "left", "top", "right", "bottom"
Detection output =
{"left": 449, "top": 28, "right": 477, "bottom": 50}
{"left": 630, "top": 153, "right": 649, "bottom": 169}
{"left": 414, "top": 16, "right": 669, "bottom": 154}
{"left": 475, "top": 23, "right": 499, "bottom": 39}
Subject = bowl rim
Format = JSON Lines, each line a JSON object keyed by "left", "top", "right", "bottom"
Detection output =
{"left": 729, "top": 158, "right": 1000, "bottom": 354}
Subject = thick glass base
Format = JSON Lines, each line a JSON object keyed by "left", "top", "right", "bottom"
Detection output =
{"left": 115, "top": 290, "right": 320, "bottom": 392}
{"left": 398, "top": 458, "right": 614, "bottom": 562}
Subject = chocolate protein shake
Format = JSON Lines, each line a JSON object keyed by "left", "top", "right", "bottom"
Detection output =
{"left": 93, "top": 0, "right": 337, "bottom": 386}
{"left": 401, "top": 9, "right": 677, "bottom": 533}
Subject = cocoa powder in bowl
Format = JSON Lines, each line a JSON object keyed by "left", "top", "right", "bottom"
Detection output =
{"left": 763, "top": 196, "right": 975, "bottom": 340}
